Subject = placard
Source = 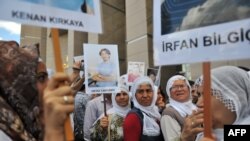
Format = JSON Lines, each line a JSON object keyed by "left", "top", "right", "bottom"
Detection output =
{"left": 153, "top": 0, "right": 250, "bottom": 65}
{"left": 0, "top": 0, "right": 102, "bottom": 33}
{"left": 84, "top": 44, "right": 120, "bottom": 94}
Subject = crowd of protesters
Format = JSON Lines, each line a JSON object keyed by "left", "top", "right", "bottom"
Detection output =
{"left": 0, "top": 40, "right": 249, "bottom": 141}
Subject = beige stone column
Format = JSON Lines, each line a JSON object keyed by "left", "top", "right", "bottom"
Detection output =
{"left": 125, "top": 0, "right": 182, "bottom": 89}
{"left": 45, "top": 28, "right": 55, "bottom": 71}
{"left": 67, "top": 30, "right": 75, "bottom": 74}
{"left": 88, "top": 33, "right": 99, "bottom": 43}
{"left": 125, "top": 0, "right": 149, "bottom": 69}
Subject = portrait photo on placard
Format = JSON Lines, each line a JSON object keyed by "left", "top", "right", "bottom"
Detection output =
{"left": 127, "top": 61, "right": 145, "bottom": 85}
{"left": 84, "top": 44, "right": 120, "bottom": 94}
{"left": 147, "top": 68, "right": 158, "bottom": 84}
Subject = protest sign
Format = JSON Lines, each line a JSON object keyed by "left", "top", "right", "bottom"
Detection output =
{"left": 0, "top": 0, "right": 102, "bottom": 33}
{"left": 84, "top": 44, "right": 120, "bottom": 94}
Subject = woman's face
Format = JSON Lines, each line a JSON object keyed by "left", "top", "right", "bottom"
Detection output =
{"left": 100, "top": 50, "right": 110, "bottom": 62}
{"left": 196, "top": 86, "right": 236, "bottom": 128}
{"left": 135, "top": 83, "right": 154, "bottom": 106}
{"left": 170, "top": 80, "right": 190, "bottom": 102}
{"left": 157, "top": 88, "right": 163, "bottom": 102}
{"left": 115, "top": 91, "right": 129, "bottom": 107}
{"left": 191, "top": 85, "right": 199, "bottom": 104}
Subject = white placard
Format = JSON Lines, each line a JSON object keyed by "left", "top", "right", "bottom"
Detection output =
{"left": 84, "top": 44, "right": 120, "bottom": 94}
{"left": 0, "top": 0, "right": 102, "bottom": 33}
{"left": 154, "top": 0, "right": 250, "bottom": 66}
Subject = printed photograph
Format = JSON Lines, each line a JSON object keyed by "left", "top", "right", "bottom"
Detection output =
{"left": 84, "top": 44, "right": 120, "bottom": 94}
{"left": 127, "top": 62, "right": 145, "bottom": 85}
{"left": 18, "top": 0, "right": 95, "bottom": 14}
{"left": 147, "top": 68, "right": 158, "bottom": 84}
{"left": 161, "top": 0, "right": 250, "bottom": 35}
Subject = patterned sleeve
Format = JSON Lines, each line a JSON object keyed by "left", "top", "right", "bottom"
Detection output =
{"left": 74, "top": 93, "right": 89, "bottom": 140}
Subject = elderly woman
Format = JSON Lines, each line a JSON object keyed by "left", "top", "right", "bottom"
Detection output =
{"left": 191, "top": 66, "right": 250, "bottom": 141}
{"left": 90, "top": 85, "right": 130, "bottom": 141}
{"left": 160, "top": 75, "right": 198, "bottom": 141}
{"left": 123, "top": 76, "right": 164, "bottom": 141}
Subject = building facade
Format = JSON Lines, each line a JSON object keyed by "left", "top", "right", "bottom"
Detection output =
{"left": 20, "top": 0, "right": 250, "bottom": 90}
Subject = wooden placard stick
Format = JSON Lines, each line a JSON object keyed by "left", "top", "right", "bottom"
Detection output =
{"left": 51, "top": 28, "right": 74, "bottom": 141}
{"left": 202, "top": 62, "right": 213, "bottom": 139}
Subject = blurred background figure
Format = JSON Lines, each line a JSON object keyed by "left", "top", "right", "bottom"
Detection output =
{"left": 156, "top": 86, "right": 168, "bottom": 114}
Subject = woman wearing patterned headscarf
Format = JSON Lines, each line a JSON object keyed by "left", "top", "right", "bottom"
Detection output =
{"left": 0, "top": 41, "right": 43, "bottom": 141}
{"left": 123, "top": 76, "right": 164, "bottom": 141}
{"left": 161, "top": 75, "right": 198, "bottom": 141}
{"left": 90, "top": 84, "right": 131, "bottom": 141}
{"left": 193, "top": 66, "right": 250, "bottom": 141}
{"left": 0, "top": 41, "right": 75, "bottom": 141}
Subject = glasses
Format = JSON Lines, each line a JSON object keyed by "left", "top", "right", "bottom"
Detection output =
{"left": 136, "top": 89, "right": 153, "bottom": 94}
{"left": 36, "top": 72, "right": 48, "bottom": 83}
{"left": 171, "top": 85, "right": 187, "bottom": 91}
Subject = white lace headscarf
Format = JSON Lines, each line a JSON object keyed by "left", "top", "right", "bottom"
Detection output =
{"left": 166, "top": 75, "right": 197, "bottom": 117}
{"left": 195, "top": 66, "right": 250, "bottom": 141}
{"left": 131, "top": 76, "right": 161, "bottom": 136}
{"left": 209, "top": 66, "right": 250, "bottom": 124}
{"left": 107, "top": 84, "right": 131, "bottom": 118}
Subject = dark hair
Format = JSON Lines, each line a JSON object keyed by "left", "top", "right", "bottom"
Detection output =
{"left": 238, "top": 66, "right": 250, "bottom": 72}
{"left": 188, "top": 80, "right": 195, "bottom": 86}
{"left": 158, "top": 86, "right": 168, "bottom": 103}
{"left": 0, "top": 84, "right": 4, "bottom": 96}
{"left": 148, "top": 69, "right": 156, "bottom": 76}
{"left": 79, "top": 84, "right": 85, "bottom": 91}
{"left": 81, "top": 1, "right": 87, "bottom": 13}
{"left": 99, "top": 48, "right": 111, "bottom": 56}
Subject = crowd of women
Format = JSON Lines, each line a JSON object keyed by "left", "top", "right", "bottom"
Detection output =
{"left": 0, "top": 40, "right": 249, "bottom": 141}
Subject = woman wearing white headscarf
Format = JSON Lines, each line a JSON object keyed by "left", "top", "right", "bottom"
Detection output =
{"left": 123, "top": 76, "right": 164, "bottom": 141}
{"left": 193, "top": 66, "right": 250, "bottom": 141}
{"left": 90, "top": 85, "right": 130, "bottom": 141}
{"left": 160, "top": 75, "right": 197, "bottom": 141}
